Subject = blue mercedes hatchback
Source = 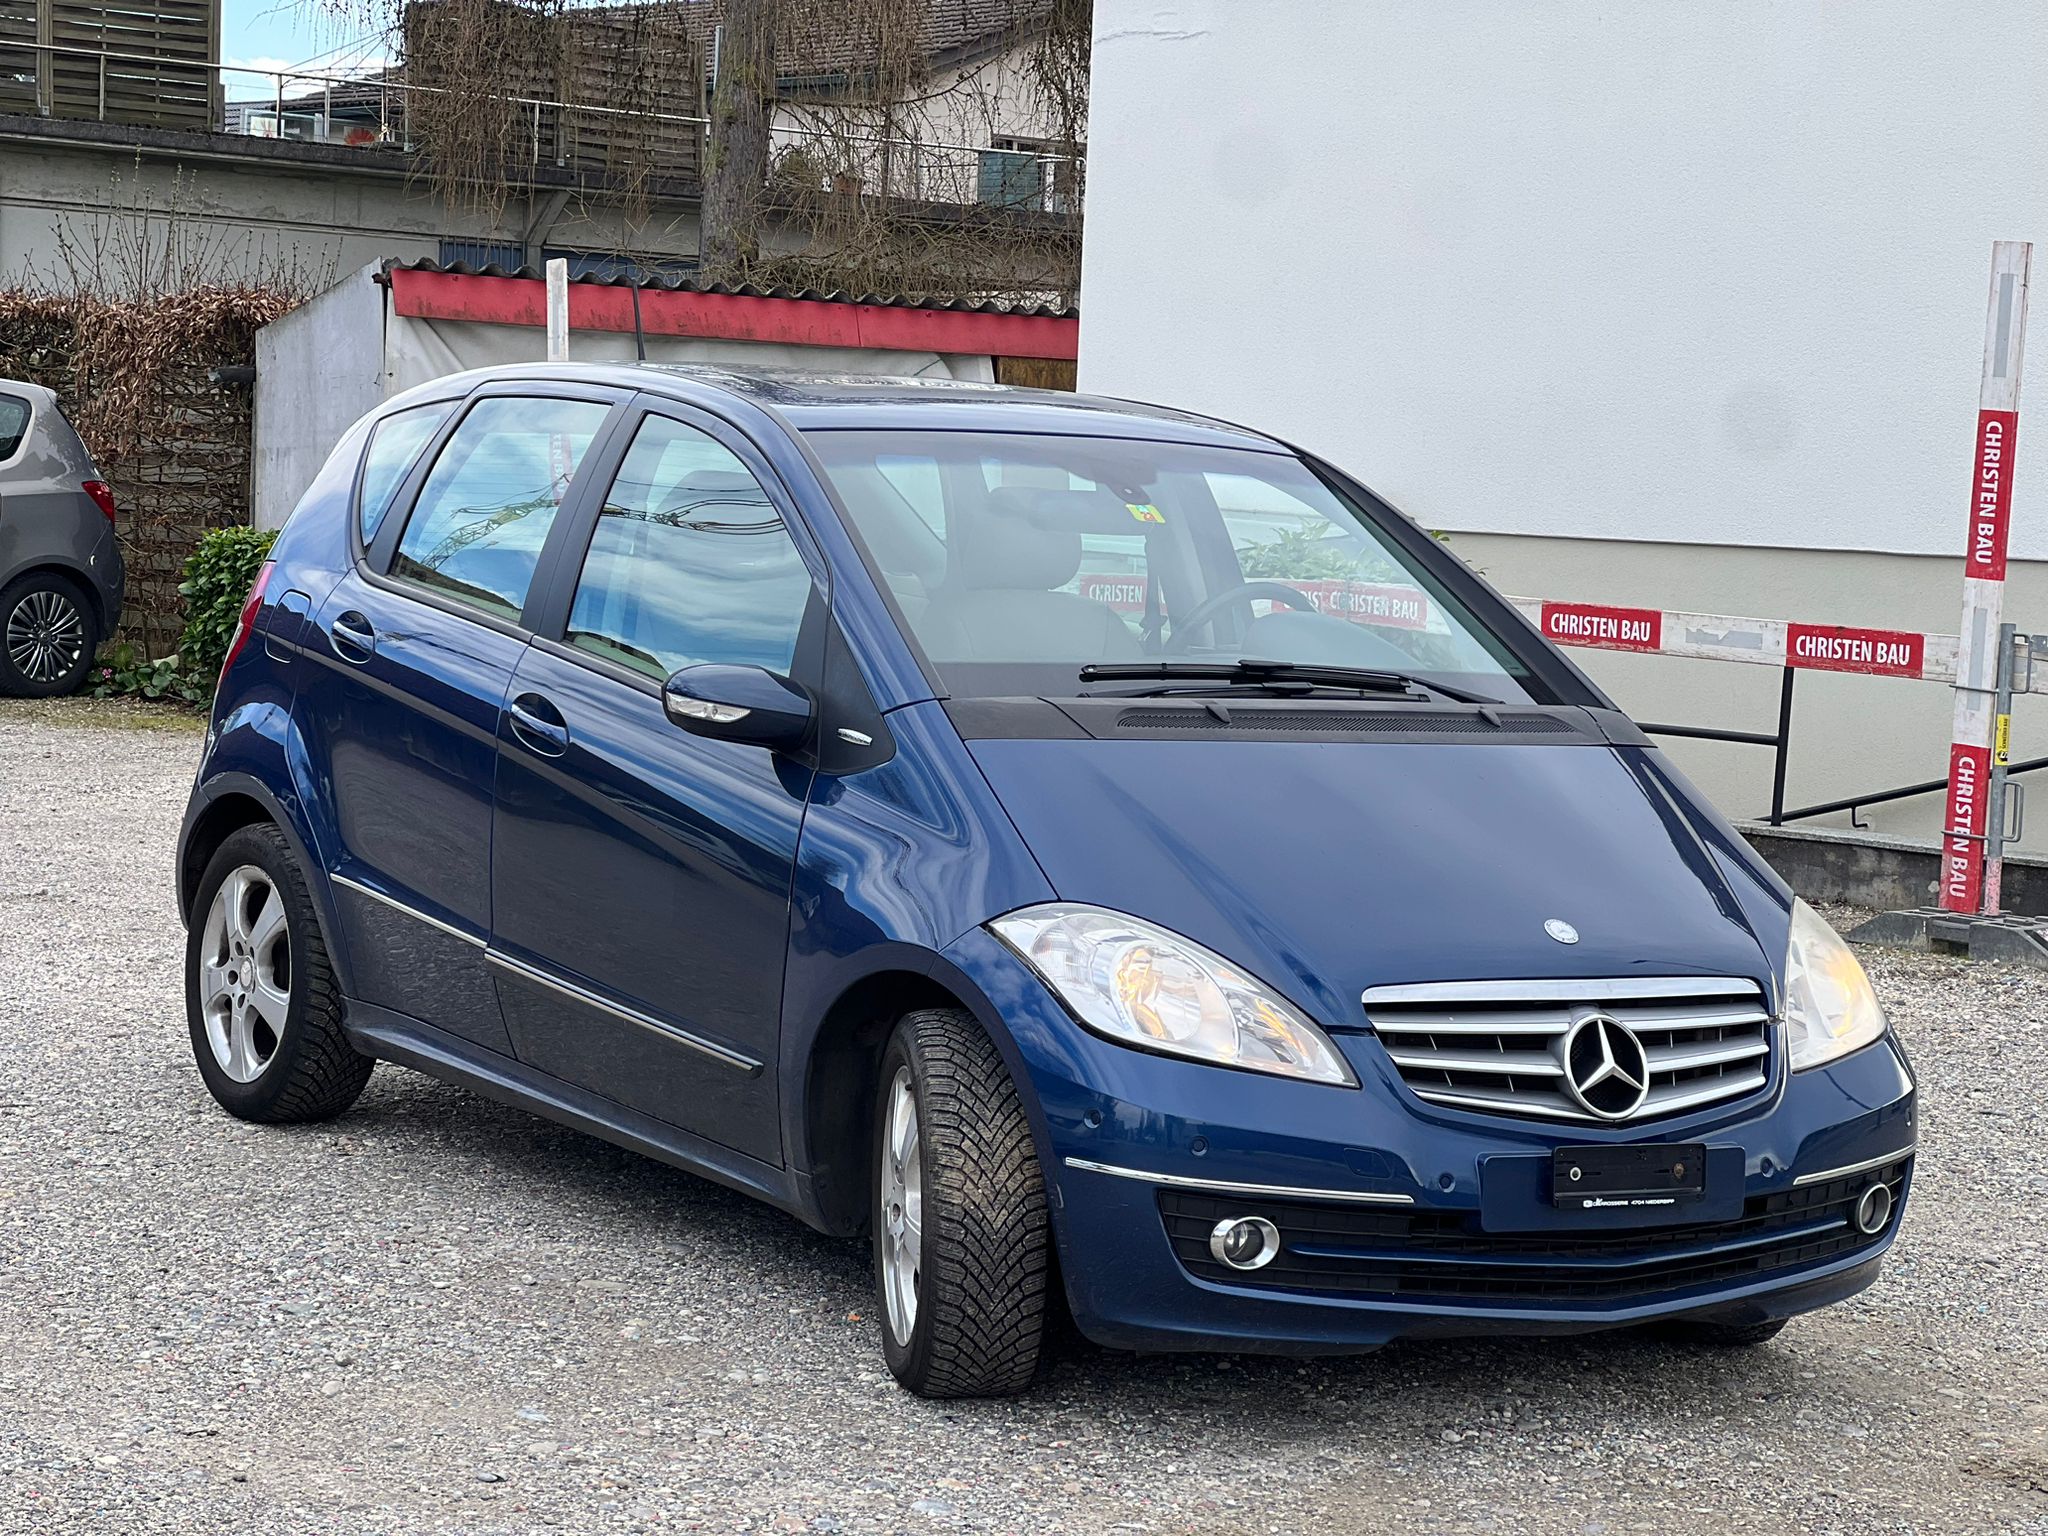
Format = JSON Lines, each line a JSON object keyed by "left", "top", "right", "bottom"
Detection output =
{"left": 177, "top": 365, "right": 1916, "bottom": 1396}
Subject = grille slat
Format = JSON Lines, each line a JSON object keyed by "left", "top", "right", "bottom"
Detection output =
{"left": 1606, "top": 1003, "right": 1770, "bottom": 1030}
{"left": 1645, "top": 1037, "right": 1769, "bottom": 1073}
{"left": 1384, "top": 1048, "right": 1565, "bottom": 1077}
{"left": 1365, "top": 975, "right": 1772, "bottom": 1125}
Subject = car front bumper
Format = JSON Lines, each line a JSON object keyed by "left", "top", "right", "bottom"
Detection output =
{"left": 941, "top": 928, "right": 1917, "bottom": 1354}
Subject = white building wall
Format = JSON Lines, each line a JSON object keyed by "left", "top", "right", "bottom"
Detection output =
{"left": 1078, "top": 0, "right": 2048, "bottom": 848}
{"left": 771, "top": 40, "right": 1072, "bottom": 205}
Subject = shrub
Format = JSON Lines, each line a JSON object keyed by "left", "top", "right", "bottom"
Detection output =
{"left": 176, "top": 525, "right": 277, "bottom": 683}
{"left": 88, "top": 524, "right": 275, "bottom": 704}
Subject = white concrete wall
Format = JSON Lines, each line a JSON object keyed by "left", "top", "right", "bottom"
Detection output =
{"left": 1080, "top": 0, "right": 2048, "bottom": 561}
{"left": 1453, "top": 533, "right": 2048, "bottom": 855}
{"left": 252, "top": 263, "right": 388, "bottom": 530}
{"left": 0, "top": 136, "right": 703, "bottom": 292}
{"left": 1077, "top": 0, "right": 2048, "bottom": 848}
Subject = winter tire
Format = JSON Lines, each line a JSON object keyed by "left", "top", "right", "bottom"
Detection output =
{"left": 874, "top": 1008, "right": 1050, "bottom": 1398}
{"left": 186, "top": 822, "right": 372, "bottom": 1122}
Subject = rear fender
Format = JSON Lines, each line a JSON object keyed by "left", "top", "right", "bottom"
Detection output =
{"left": 180, "top": 701, "right": 353, "bottom": 996}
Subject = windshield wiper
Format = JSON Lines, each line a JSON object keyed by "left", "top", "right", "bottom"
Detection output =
{"left": 1077, "top": 659, "right": 1501, "bottom": 706}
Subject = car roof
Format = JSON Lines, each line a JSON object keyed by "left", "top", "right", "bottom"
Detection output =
{"left": 396, "top": 362, "right": 1285, "bottom": 451}
{"left": 0, "top": 378, "right": 60, "bottom": 410}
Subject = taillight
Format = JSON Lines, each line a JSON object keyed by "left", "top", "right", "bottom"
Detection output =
{"left": 82, "top": 480, "right": 117, "bottom": 524}
{"left": 220, "top": 561, "right": 274, "bottom": 686}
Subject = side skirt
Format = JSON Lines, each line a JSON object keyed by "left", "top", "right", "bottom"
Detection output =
{"left": 344, "top": 999, "right": 821, "bottom": 1229}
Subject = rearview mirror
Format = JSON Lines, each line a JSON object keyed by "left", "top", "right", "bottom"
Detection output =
{"left": 662, "top": 664, "right": 814, "bottom": 751}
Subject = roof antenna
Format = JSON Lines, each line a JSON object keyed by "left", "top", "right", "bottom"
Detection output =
{"left": 630, "top": 276, "right": 647, "bottom": 363}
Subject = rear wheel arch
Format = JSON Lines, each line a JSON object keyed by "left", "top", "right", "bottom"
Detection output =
{"left": 0, "top": 564, "right": 102, "bottom": 694}
{"left": 178, "top": 779, "right": 350, "bottom": 998}
{"left": 180, "top": 792, "right": 277, "bottom": 922}
{"left": 2, "top": 561, "right": 110, "bottom": 632}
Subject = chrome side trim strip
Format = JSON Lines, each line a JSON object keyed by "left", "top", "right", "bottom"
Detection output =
{"left": 1791, "top": 1146, "right": 1916, "bottom": 1188}
{"left": 1363, "top": 976, "right": 1760, "bottom": 1007}
{"left": 1062, "top": 1156, "right": 1416, "bottom": 1206}
{"left": 484, "top": 948, "right": 760, "bottom": 1076}
{"left": 331, "top": 872, "right": 486, "bottom": 949}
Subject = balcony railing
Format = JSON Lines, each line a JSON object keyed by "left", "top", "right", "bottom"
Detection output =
{"left": 1, "top": 41, "right": 1082, "bottom": 215}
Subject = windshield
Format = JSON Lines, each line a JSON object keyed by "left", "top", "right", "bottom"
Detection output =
{"left": 808, "top": 430, "right": 1543, "bottom": 702}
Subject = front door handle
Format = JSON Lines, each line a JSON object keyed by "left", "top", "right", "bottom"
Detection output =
{"left": 328, "top": 611, "right": 375, "bottom": 662}
{"left": 508, "top": 692, "right": 569, "bottom": 757}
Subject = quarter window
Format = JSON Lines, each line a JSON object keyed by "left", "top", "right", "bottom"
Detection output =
{"left": 358, "top": 401, "right": 456, "bottom": 544}
{"left": 565, "top": 414, "right": 813, "bottom": 680}
{"left": 0, "top": 394, "right": 29, "bottom": 461}
{"left": 390, "top": 396, "right": 609, "bottom": 620}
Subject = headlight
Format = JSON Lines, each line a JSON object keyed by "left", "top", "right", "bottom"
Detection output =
{"left": 1783, "top": 898, "right": 1888, "bottom": 1071}
{"left": 988, "top": 903, "right": 1356, "bottom": 1086}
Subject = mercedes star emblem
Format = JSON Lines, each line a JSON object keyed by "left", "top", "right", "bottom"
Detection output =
{"left": 1544, "top": 918, "right": 1580, "bottom": 944}
{"left": 1560, "top": 1010, "right": 1651, "bottom": 1119}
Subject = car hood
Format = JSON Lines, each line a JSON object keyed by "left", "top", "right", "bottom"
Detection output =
{"left": 965, "top": 736, "right": 1778, "bottom": 1029}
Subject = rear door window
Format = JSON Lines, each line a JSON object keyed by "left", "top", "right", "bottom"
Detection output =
{"left": 563, "top": 413, "right": 814, "bottom": 679}
{"left": 389, "top": 396, "right": 610, "bottom": 621}
{"left": 0, "top": 394, "right": 29, "bottom": 462}
{"left": 358, "top": 401, "right": 456, "bottom": 544}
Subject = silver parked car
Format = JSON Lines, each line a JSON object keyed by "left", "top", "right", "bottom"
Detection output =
{"left": 0, "top": 380, "right": 124, "bottom": 696}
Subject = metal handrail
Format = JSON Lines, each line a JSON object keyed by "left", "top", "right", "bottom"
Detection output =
{"left": 7, "top": 41, "right": 1082, "bottom": 170}
{"left": 9, "top": 40, "right": 712, "bottom": 130}
{"left": 1779, "top": 757, "right": 2048, "bottom": 828}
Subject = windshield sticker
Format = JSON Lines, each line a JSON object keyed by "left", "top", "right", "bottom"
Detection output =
{"left": 1076, "top": 575, "right": 1432, "bottom": 631}
{"left": 1125, "top": 503, "right": 1166, "bottom": 524}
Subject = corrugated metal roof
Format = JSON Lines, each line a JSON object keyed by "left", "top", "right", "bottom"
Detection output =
{"left": 377, "top": 256, "right": 1078, "bottom": 319}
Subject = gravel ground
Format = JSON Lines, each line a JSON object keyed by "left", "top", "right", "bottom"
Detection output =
{"left": 2, "top": 698, "right": 2045, "bottom": 1536}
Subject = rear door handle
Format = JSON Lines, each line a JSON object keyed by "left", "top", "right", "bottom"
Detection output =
{"left": 508, "top": 692, "right": 569, "bottom": 757}
{"left": 328, "top": 611, "right": 376, "bottom": 662}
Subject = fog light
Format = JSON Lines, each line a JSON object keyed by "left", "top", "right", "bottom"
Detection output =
{"left": 1208, "top": 1215, "right": 1281, "bottom": 1271}
{"left": 1854, "top": 1182, "right": 1893, "bottom": 1235}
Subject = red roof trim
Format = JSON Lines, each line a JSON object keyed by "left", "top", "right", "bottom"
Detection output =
{"left": 387, "top": 268, "right": 1078, "bottom": 360}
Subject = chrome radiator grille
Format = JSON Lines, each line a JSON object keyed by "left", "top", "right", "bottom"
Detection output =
{"left": 1361, "top": 977, "right": 1772, "bottom": 1125}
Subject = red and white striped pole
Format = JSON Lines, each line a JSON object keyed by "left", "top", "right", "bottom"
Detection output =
{"left": 1940, "top": 241, "right": 2032, "bottom": 914}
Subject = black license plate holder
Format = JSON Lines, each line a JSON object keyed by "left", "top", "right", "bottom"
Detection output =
{"left": 1552, "top": 1142, "right": 1707, "bottom": 1210}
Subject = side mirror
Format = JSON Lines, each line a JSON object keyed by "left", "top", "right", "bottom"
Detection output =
{"left": 662, "top": 663, "right": 814, "bottom": 751}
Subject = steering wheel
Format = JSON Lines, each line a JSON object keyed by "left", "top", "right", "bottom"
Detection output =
{"left": 1164, "top": 580, "right": 1321, "bottom": 653}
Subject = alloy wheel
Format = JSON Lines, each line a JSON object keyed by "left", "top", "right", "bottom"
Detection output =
{"left": 198, "top": 865, "right": 293, "bottom": 1083}
{"left": 880, "top": 1066, "right": 924, "bottom": 1344}
{"left": 5, "top": 589, "right": 85, "bottom": 684}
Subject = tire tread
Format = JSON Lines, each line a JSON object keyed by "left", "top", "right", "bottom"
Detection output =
{"left": 887, "top": 1008, "right": 1049, "bottom": 1398}
{"left": 190, "top": 823, "right": 371, "bottom": 1123}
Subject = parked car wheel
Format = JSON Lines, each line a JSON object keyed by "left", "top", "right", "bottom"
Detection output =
{"left": 1668, "top": 1317, "right": 1791, "bottom": 1347}
{"left": 874, "top": 1008, "right": 1050, "bottom": 1398}
{"left": 0, "top": 571, "right": 96, "bottom": 697}
{"left": 185, "top": 823, "right": 373, "bottom": 1122}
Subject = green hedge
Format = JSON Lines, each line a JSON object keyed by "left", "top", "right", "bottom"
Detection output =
{"left": 91, "top": 525, "right": 276, "bottom": 703}
{"left": 178, "top": 526, "right": 277, "bottom": 680}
